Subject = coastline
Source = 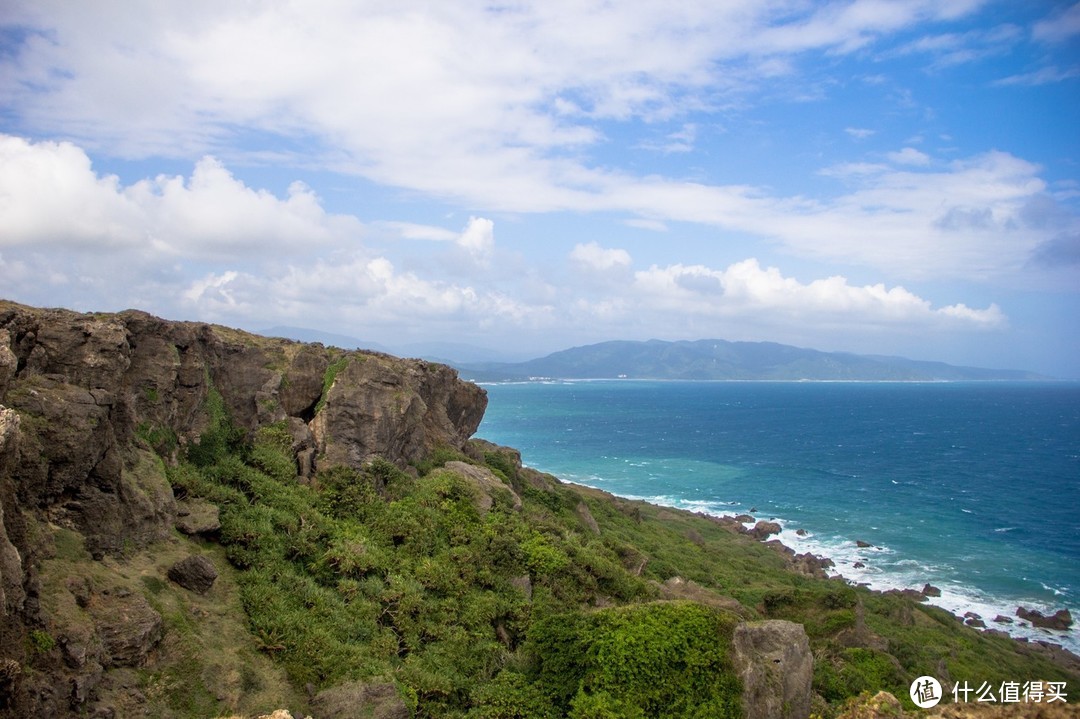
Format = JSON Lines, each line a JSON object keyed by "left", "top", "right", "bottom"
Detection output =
{"left": 561, "top": 476, "right": 1080, "bottom": 661}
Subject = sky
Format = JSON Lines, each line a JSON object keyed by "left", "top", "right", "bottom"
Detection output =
{"left": 1, "top": 1, "right": 1078, "bottom": 377}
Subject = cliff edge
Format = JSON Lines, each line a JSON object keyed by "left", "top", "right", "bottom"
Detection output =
{"left": 0, "top": 300, "right": 485, "bottom": 716}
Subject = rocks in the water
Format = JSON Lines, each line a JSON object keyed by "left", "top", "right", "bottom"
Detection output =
{"left": 964, "top": 612, "right": 986, "bottom": 628}
{"left": 731, "top": 620, "right": 813, "bottom": 719}
{"left": 795, "top": 528, "right": 808, "bottom": 537}
{"left": 921, "top": 583, "right": 941, "bottom": 597}
{"left": 167, "top": 555, "right": 218, "bottom": 594}
{"left": 734, "top": 514, "right": 755, "bottom": 523}
{"left": 855, "top": 540, "right": 873, "bottom": 548}
{"left": 1016, "top": 606, "right": 1073, "bottom": 630}
{"left": 852, "top": 561, "right": 865, "bottom": 569}
{"left": 749, "top": 520, "right": 782, "bottom": 540}
{"left": 993, "top": 614, "right": 1014, "bottom": 624}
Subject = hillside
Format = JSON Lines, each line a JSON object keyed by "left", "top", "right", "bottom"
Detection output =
{"left": 457, "top": 339, "right": 1045, "bottom": 382}
{"left": 0, "top": 300, "right": 1074, "bottom": 719}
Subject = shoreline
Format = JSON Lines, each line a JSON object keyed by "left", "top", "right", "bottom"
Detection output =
{"left": 556, "top": 476, "right": 1080, "bottom": 666}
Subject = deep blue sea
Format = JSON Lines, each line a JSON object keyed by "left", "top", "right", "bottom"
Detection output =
{"left": 476, "top": 380, "right": 1080, "bottom": 652}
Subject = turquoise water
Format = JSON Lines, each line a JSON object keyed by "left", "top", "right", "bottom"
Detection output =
{"left": 476, "top": 380, "right": 1080, "bottom": 652}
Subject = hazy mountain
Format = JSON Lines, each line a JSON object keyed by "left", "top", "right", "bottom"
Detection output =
{"left": 454, "top": 339, "right": 1046, "bottom": 382}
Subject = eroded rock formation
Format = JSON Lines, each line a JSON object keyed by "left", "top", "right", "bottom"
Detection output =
{"left": 0, "top": 300, "right": 486, "bottom": 716}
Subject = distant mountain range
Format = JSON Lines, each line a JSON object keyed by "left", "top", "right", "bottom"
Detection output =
{"left": 453, "top": 339, "right": 1046, "bottom": 382}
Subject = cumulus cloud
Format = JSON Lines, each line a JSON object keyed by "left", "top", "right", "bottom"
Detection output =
{"left": 176, "top": 253, "right": 555, "bottom": 340}
{"left": 457, "top": 217, "right": 495, "bottom": 262}
{"left": 570, "top": 242, "right": 633, "bottom": 271}
{"left": 0, "top": 1, "right": 995, "bottom": 212}
{"left": 629, "top": 259, "right": 1004, "bottom": 328}
{"left": 0, "top": 134, "right": 361, "bottom": 258}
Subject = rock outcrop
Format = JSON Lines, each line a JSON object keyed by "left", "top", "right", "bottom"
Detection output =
{"left": 167, "top": 555, "right": 218, "bottom": 594}
{"left": 0, "top": 300, "right": 487, "bottom": 717}
{"left": 1016, "top": 606, "right": 1073, "bottom": 631}
{"left": 731, "top": 619, "right": 813, "bottom": 719}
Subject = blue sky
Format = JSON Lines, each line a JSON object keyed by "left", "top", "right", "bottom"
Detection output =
{"left": 1, "top": 1, "right": 1078, "bottom": 376}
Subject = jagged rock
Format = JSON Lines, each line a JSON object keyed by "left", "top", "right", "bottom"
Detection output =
{"left": 795, "top": 528, "right": 808, "bottom": 536}
{"left": 167, "top": 555, "right": 218, "bottom": 594}
{"left": 0, "top": 330, "right": 16, "bottom": 397}
{"left": 311, "top": 355, "right": 486, "bottom": 471}
{"left": 921, "top": 583, "right": 941, "bottom": 597}
{"left": 734, "top": 514, "right": 755, "bottom": 523}
{"left": 443, "top": 461, "right": 521, "bottom": 514}
{"left": 790, "top": 552, "right": 833, "bottom": 578}
{"left": 853, "top": 561, "right": 865, "bottom": 569}
{"left": 994, "top": 614, "right": 1013, "bottom": 624}
{"left": 732, "top": 620, "right": 813, "bottom": 719}
{"left": 174, "top": 498, "right": 220, "bottom": 536}
{"left": 89, "top": 592, "right": 163, "bottom": 668}
{"left": 1016, "top": 606, "right": 1073, "bottom": 630}
{"left": 749, "top": 520, "right": 781, "bottom": 540}
{"left": 310, "top": 679, "right": 409, "bottom": 719}
{"left": 0, "top": 407, "right": 25, "bottom": 616}
{"left": 965, "top": 617, "right": 986, "bottom": 628}
{"left": 855, "top": 540, "right": 872, "bottom": 548}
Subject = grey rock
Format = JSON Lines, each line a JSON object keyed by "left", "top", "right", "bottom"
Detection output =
{"left": 732, "top": 620, "right": 813, "bottom": 719}
{"left": 749, "top": 520, "right": 782, "bottom": 540}
{"left": 167, "top": 555, "right": 218, "bottom": 594}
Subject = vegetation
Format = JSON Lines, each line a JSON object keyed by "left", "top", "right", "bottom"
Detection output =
{"left": 152, "top": 398, "right": 1080, "bottom": 717}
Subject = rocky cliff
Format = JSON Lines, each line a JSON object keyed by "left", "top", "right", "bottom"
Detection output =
{"left": 0, "top": 300, "right": 486, "bottom": 716}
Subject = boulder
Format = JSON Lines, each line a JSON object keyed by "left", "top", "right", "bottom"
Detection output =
{"left": 1016, "top": 607, "right": 1073, "bottom": 630}
{"left": 167, "top": 555, "right": 218, "bottom": 594}
{"left": 921, "top": 583, "right": 941, "bottom": 597}
{"left": 749, "top": 520, "right": 782, "bottom": 540}
{"left": 855, "top": 540, "right": 872, "bottom": 548}
{"left": 993, "top": 615, "right": 1013, "bottom": 624}
{"left": 731, "top": 620, "right": 813, "bottom": 719}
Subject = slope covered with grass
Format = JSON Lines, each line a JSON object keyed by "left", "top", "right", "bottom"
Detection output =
{"left": 159, "top": 400, "right": 1078, "bottom": 718}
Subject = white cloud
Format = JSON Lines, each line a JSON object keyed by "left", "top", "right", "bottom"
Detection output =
{"left": 570, "top": 242, "right": 633, "bottom": 271}
{"left": 629, "top": 259, "right": 1004, "bottom": 328}
{"left": 887, "top": 147, "right": 931, "bottom": 165}
{"left": 994, "top": 65, "right": 1080, "bottom": 86}
{"left": 0, "top": 134, "right": 361, "bottom": 258}
{"left": 845, "top": 127, "right": 876, "bottom": 139}
{"left": 457, "top": 217, "right": 495, "bottom": 262}
{"left": 0, "top": 0, "right": 992, "bottom": 212}
{"left": 1033, "top": 3, "right": 1080, "bottom": 43}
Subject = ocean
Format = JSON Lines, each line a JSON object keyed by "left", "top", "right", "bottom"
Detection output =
{"left": 475, "top": 380, "right": 1080, "bottom": 653}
